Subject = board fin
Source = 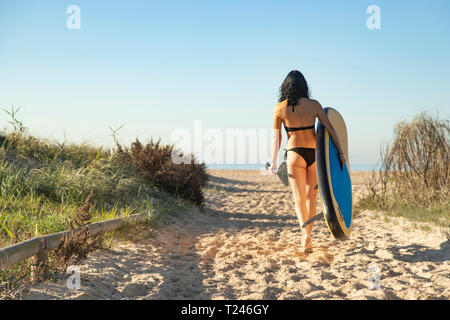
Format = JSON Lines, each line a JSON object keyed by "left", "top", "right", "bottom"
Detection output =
{"left": 302, "top": 212, "right": 323, "bottom": 228}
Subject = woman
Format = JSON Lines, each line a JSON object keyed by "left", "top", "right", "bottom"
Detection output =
{"left": 269, "top": 70, "right": 346, "bottom": 253}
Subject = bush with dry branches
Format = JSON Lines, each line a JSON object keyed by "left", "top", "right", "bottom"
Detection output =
{"left": 119, "top": 139, "right": 208, "bottom": 206}
{"left": 363, "top": 112, "right": 449, "bottom": 213}
{"left": 51, "top": 190, "right": 102, "bottom": 273}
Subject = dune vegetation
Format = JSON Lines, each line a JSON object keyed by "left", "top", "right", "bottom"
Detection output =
{"left": 0, "top": 107, "right": 208, "bottom": 291}
{"left": 358, "top": 112, "right": 449, "bottom": 229}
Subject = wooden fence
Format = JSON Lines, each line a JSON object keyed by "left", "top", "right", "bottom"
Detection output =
{"left": 0, "top": 212, "right": 149, "bottom": 281}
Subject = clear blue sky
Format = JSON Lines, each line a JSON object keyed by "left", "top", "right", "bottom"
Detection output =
{"left": 1, "top": 0, "right": 449, "bottom": 165}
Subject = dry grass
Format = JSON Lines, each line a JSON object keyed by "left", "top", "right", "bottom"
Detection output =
{"left": 51, "top": 190, "right": 103, "bottom": 273}
{"left": 359, "top": 112, "right": 449, "bottom": 228}
{"left": 120, "top": 139, "right": 209, "bottom": 206}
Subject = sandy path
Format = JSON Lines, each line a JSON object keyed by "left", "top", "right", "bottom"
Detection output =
{"left": 13, "top": 170, "right": 449, "bottom": 300}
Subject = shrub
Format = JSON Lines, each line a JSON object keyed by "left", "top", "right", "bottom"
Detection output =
{"left": 123, "top": 139, "right": 208, "bottom": 206}
{"left": 361, "top": 112, "right": 449, "bottom": 223}
{"left": 51, "top": 190, "right": 102, "bottom": 272}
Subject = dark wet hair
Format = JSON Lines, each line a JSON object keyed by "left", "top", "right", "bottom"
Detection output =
{"left": 279, "top": 70, "right": 310, "bottom": 112}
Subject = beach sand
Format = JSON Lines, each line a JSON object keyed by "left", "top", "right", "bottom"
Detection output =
{"left": 12, "top": 170, "right": 449, "bottom": 300}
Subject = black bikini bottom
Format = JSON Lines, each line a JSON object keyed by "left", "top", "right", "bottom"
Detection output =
{"left": 284, "top": 147, "right": 316, "bottom": 168}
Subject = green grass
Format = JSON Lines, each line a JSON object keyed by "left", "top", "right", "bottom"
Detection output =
{"left": 0, "top": 135, "right": 196, "bottom": 249}
{"left": 0, "top": 154, "right": 154, "bottom": 248}
{"left": 357, "top": 194, "right": 450, "bottom": 229}
{"left": 383, "top": 204, "right": 449, "bottom": 228}
{"left": 0, "top": 124, "right": 201, "bottom": 294}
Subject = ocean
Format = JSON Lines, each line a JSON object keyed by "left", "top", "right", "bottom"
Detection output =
{"left": 206, "top": 163, "right": 380, "bottom": 171}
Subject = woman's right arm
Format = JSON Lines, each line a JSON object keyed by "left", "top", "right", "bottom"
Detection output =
{"left": 270, "top": 105, "right": 282, "bottom": 171}
{"left": 315, "top": 101, "right": 347, "bottom": 168}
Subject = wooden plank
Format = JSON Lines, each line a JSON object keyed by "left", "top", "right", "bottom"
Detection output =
{"left": 44, "top": 231, "right": 71, "bottom": 251}
{"left": 0, "top": 237, "right": 44, "bottom": 270}
{"left": 0, "top": 211, "right": 150, "bottom": 270}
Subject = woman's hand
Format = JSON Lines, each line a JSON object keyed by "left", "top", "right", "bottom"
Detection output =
{"left": 338, "top": 152, "right": 347, "bottom": 169}
{"left": 265, "top": 162, "right": 278, "bottom": 175}
{"left": 268, "top": 164, "right": 278, "bottom": 175}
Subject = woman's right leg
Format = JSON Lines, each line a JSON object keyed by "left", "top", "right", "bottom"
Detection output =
{"left": 305, "top": 162, "right": 318, "bottom": 234}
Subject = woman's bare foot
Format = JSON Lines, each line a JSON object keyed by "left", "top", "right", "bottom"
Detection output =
{"left": 303, "top": 235, "right": 313, "bottom": 253}
{"left": 304, "top": 247, "right": 313, "bottom": 254}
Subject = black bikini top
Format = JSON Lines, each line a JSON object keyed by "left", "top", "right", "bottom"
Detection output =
{"left": 284, "top": 102, "right": 315, "bottom": 133}
{"left": 284, "top": 124, "right": 315, "bottom": 133}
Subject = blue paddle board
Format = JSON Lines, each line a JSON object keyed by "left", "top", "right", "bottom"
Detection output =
{"left": 316, "top": 107, "right": 352, "bottom": 239}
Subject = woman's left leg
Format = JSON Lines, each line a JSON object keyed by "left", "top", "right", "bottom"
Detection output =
{"left": 286, "top": 152, "right": 313, "bottom": 252}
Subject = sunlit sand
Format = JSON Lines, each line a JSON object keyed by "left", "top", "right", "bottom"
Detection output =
{"left": 13, "top": 170, "right": 449, "bottom": 300}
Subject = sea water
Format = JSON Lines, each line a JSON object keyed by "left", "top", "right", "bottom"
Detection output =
{"left": 206, "top": 163, "right": 381, "bottom": 171}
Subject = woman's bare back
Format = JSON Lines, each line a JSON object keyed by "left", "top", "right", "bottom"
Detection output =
{"left": 275, "top": 97, "right": 319, "bottom": 149}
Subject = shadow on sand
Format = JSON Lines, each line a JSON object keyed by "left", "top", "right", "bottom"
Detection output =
{"left": 387, "top": 240, "right": 450, "bottom": 263}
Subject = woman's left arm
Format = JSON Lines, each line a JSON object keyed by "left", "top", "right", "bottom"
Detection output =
{"left": 270, "top": 106, "right": 282, "bottom": 171}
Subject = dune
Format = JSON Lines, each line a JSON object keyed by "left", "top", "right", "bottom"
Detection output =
{"left": 11, "top": 170, "right": 449, "bottom": 300}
